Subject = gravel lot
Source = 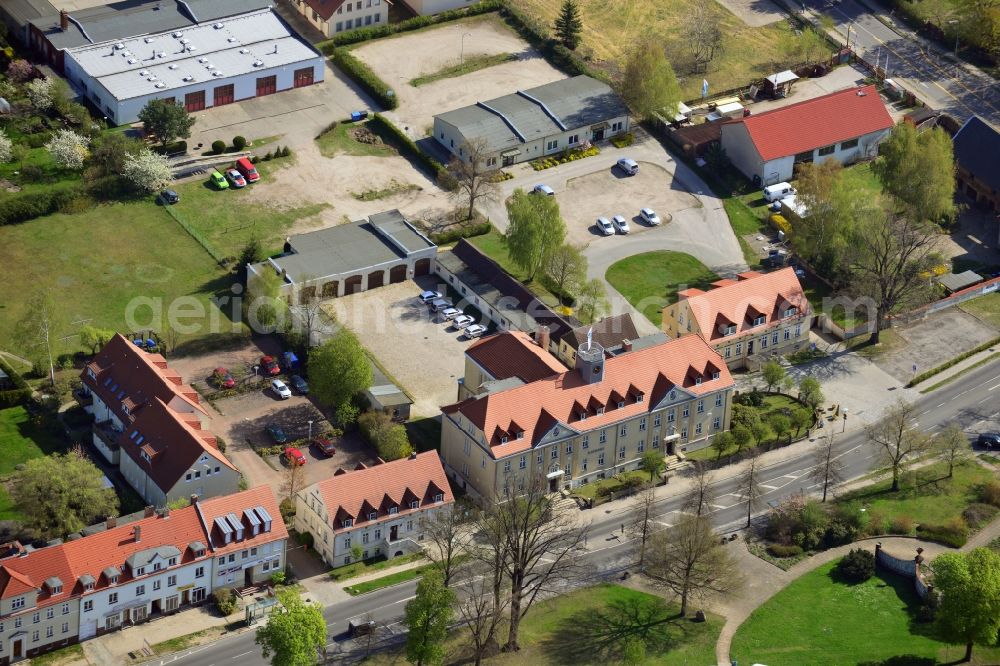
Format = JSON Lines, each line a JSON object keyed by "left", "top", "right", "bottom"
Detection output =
{"left": 324, "top": 276, "right": 477, "bottom": 418}
{"left": 352, "top": 14, "right": 566, "bottom": 136}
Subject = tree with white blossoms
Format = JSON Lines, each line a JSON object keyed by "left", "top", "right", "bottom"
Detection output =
{"left": 45, "top": 129, "right": 89, "bottom": 170}
{"left": 26, "top": 78, "right": 53, "bottom": 111}
{"left": 122, "top": 148, "right": 173, "bottom": 193}
{"left": 0, "top": 130, "right": 12, "bottom": 163}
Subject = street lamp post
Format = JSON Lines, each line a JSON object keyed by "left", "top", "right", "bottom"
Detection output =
{"left": 842, "top": 408, "right": 848, "bottom": 433}
{"left": 308, "top": 420, "right": 313, "bottom": 442}
{"left": 460, "top": 32, "right": 472, "bottom": 65}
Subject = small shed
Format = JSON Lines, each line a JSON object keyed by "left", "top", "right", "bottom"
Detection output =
{"left": 668, "top": 122, "right": 722, "bottom": 157}
{"left": 365, "top": 383, "right": 412, "bottom": 421}
{"left": 937, "top": 270, "right": 983, "bottom": 294}
{"left": 763, "top": 71, "right": 799, "bottom": 98}
{"left": 903, "top": 107, "right": 939, "bottom": 131}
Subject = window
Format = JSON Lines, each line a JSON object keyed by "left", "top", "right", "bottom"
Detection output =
{"left": 153, "top": 580, "right": 161, "bottom": 591}
{"left": 638, "top": 441, "right": 645, "bottom": 453}
{"left": 504, "top": 460, "right": 511, "bottom": 472}
{"left": 818, "top": 144, "right": 836, "bottom": 156}
{"left": 551, "top": 448, "right": 558, "bottom": 460}
{"left": 760, "top": 335, "right": 768, "bottom": 349}
{"left": 389, "top": 507, "right": 398, "bottom": 515}
{"left": 682, "top": 406, "right": 689, "bottom": 417}
{"left": 841, "top": 138, "right": 859, "bottom": 149}
{"left": 600, "top": 430, "right": 607, "bottom": 444}
{"left": 620, "top": 424, "right": 627, "bottom": 436}
{"left": 639, "top": 418, "right": 646, "bottom": 431}
{"left": 168, "top": 557, "right": 176, "bottom": 566}
{"left": 697, "top": 400, "right": 705, "bottom": 414}
{"left": 186, "top": 473, "right": 192, "bottom": 482}
{"left": 598, "top": 453, "right": 605, "bottom": 465}
{"left": 486, "top": 156, "right": 497, "bottom": 167}
{"left": 344, "top": 537, "right": 352, "bottom": 548}
{"left": 795, "top": 324, "right": 802, "bottom": 337}
{"left": 47, "top": 626, "right": 53, "bottom": 638}
{"left": 343, "top": 518, "right": 354, "bottom": 528}
{"left": 46, "top": 608, "right": 54, "bottom": 619}
{"left": 62, "top": 622, "right": 69, "bottom": 634}
{"left": 713, "top": 416, "right": 722, "bottom": 430}
{"left": 536, "top": 451, "right": 543, "bottom": 464}
{"left": 654, "top": 414, "right": 661, "bottom": 428}
{"left": 33, "top": 612, "right": 39, "bottom": 624}
{"left": 109, "top": 592, "right": 118, "bottom": 604}
{"left": 667, "top": 411, "right": 675, "bottom": 423}
{"left": 735, "top": 342, "right": 743, "bottom": 355}
{"left": 565, "top": 443, "right": 573, "bottom": 454}
{"left": 168, "top": 575, "right": 176, "bottom": 587}
{"left": 463, "top": 439, "right": 470, "bottom": 456}
{"left": 84, "top": 600, "right": 93, "bottom": 612}
{"left": 619, "top": 446, "right": 626, "bottom": 460}
{"left": 785, "top": 328, "right": 791, "bottom": 340}
{"left": 681, "top": 428, "right": 688, "bottom": 440}
{"left": 336, "top": 22, "right": 343, "bottom": 31}
{"left": 695, "top": 377, "right": 702, "bottom": 385}
{"left": 519, "top": 455, "right": 526, "bottom": 469}
{"left": 12, "top": 597, "right": 24, "bottom": 610}
{"left": 136, "top": 585, "right": 145, "bottom": 596}
{"left": 546, "top": 140, "right": 558, "bottom": 150}
{"left": 32, "top": 631, "right": 39, "bottom": 642}
{"left": 793, "top": 149, "right": 813, "bottom": 163}
{"left": 582, "top": 459, "right": 588, "bottom": 471}
{"left": 365, "top": 14, "right": 372, "bottom": 25}
{"left": 582, "top": 435, "right": 589, "bottom": 449}
{"left": 695, "top": 423, "right": 703, "bottom": 435}
{"left": 724, "top": 324, "right": 737, "bottom": 336}
{"left": 568, "top": 134, "right": 579, "bottom": 144}
{"left": 772, "top": 332, "right": 779, "bottom": 345}
{"left": 218, "top": 557, "right": 225, "bottom": 565}
{"left": 716, "top": 394, "right": 723, "bottom": 407}
{"left": 713, "top": 371, "right": 721, "bottom": 380}
{"left": 362, "top": 533, "right": 369, "bottom": 544}
{"left": 753, "top": 315, "right": 766, "bottom": 327}
{"left": 784, "top": 307, "right": 798, "bottom": 318}
{"left": 195, "top": 567, "right": 204, "bottom": 579}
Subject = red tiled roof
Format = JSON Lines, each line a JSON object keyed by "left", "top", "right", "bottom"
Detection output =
{"left": 119, "top": 398, "right": 237, "bottom": 495}
{"left": 680, "top": 267, "right": 810, "bottom": 343}
{"left": 300, "top": 0, "right": 347, "bottom": 21}
{"left": 465, "top": 331, "right": 566, "bottom": 383}
{"left": 565, "top": 313, "right": 641, "bottom": 351}
{"left": 730, "top": 85, "right": 894, "bottom": 161}
{"left": 81, "top": 334, "right": 206, "bottom": 426}
{"left": 444, "top": 334, "right": 734, "bottom": 457}
{"left": 197, "top": 485, "right": 288, "bottom": 555}
{"left": 0, "top": 487, "right": 284, "bottom": 605}
{"left": 311, "top": 452, "right": 454, "bottom": 531}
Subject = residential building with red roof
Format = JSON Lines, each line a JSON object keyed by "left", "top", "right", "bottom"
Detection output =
{"left": 77, "top": 334, "right": 239, "bottom": 507}
{"left": 292, "top": 0, "right": 387, "bottom": 38}
{"left": 295, "top": 451, "right": 454, "bottom": 567}
{"left": 458, "top": 331, "right": 567, "bottom": 401}
{"left": 0, "top": 486, "right": 285, "bottom": 663}
{"left": 720, "top": 85, "right": 894, "bottom": 184}
{"left": 440, "top": 332, "right": 735, "bottom": 501}
{"left": 662, "top": 268, "right": 812, "bottom": 370}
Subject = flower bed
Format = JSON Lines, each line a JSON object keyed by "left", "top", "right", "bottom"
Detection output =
{"left": 531, "top": 145, "right": 599, "bottom": 171}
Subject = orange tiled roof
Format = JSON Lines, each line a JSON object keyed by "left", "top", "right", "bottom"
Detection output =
{"left": 0, "top": 487, "right": 284, "bottom": 605}
{"left": 311, "top": 452, "right": 454, "bottom": 531}
{"left": 197, "top": 485, "right": 288, "bottom": 555}
{"left": 680, "top": 267, "right": 810, "bottom": 343}
{"left": 465, "top": 331, "right": 566, "bottom": 383}
{"left": 443, "top": 334, "right": 734, "bottom": 457}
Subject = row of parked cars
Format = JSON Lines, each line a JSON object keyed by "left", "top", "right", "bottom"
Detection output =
{"left": 211, "top": 157, "right": 261, "bottom": 191}
{"left": 419, "top": 290, "right": 487, "bottom": 339}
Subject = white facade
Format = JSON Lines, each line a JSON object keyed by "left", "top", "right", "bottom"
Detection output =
{"left": 401, "top": 0, "right": 479, "bottom": 14}
{"left": 721, "top": 122, "right": 891, "bottom": 184}
{"left": 119, "top": 451, "right": 239, "bottom": 508}
{"left": 209, "top": 540, "right": 285, "bottom": 590}
{"left": 294, "top": 0, "right": 388, "bottom": 37}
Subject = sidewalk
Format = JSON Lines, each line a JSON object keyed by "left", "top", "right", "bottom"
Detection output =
{"left": 297, "top": 554, "right": 431, "bottom": 608}
{"left": 909, "top": 345, "right": 1000, "bottom": 393}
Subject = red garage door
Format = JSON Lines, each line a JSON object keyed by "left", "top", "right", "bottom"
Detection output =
{"left": 256, "top": 75, "right": 277, "bottom": 97}
{"left": 293, "top": 67, "right": 314, "bottom": 88}
{"left": 184, "top": 90, "right": 205, "bottom": 112}
{"left": 213, "top": 84, "right": 234, "bottom": 106}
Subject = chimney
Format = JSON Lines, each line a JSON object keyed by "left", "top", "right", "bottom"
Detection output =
{"left": 134, "top": 526, "right": 141, "bottom": 543}
{"left": 409, "top": 451, "right": 418, "bottom": 460}
{"left": 190, "top": 494, "right": 199, "bottom": 506}
{"left": 535, "top": 325, "right": 550, "bottom": 351}
{"left": 105, "top": 517, "right": 117, "bottom": 530}
{"left": 622, "top": 339, "right": 633, "bottom": 352}
{"left": 60, "top": 10, "right": 69, "bottom": 31}
{"left": 144, "top": 505, "right": 155, "bottom": 518}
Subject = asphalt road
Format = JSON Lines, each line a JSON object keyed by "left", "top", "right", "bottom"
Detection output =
{"left": 147, "top": 358, "right": 1000, "bottom": 666}
{"left": 805, "top": 0, "right": 1000, "bottom": 126}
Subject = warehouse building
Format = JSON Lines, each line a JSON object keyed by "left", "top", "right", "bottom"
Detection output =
{"left": 50, "top": 4, "right": 323, "bottom": 124}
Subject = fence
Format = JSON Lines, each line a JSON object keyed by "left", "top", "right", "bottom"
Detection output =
{"left": 892, "top": 276, "right": 1000, "bottom": 325}
{"left": 163, "top": 204, "right": 228, "bottom": 267}
{"left": 874, "top": 542, "right": 933, "bottom": 599}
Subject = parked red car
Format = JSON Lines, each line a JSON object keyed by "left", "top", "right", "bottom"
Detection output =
{"left": 284, "top": 447, "right": 306, "bottom": 466}
{"left": 312, "top": 437, "right": 336, "bottom": 456}
{"left": 212, "top": 367, "right": 236, "bottom": 389}
{"left": 260, "top": 355, "right": 281, "bottom": 376}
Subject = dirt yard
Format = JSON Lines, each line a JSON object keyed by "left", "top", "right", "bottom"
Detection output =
{"left": 352, "top": 14, "right": 566, "bottom": 136}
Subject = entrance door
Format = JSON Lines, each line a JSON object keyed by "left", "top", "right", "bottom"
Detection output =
{"left": 13, "top": 639, "right": 22, "bottom": 659}
{"left": 181, "top": 590, "right": 190, "bottom": 605}
{"left": 502, "top": 154, "right": 515, "bottom": 167}
{"left": 549, "top": 477, "right": 558, "bottom": 492}
{"left": 293, "top": 67, "right": 314, "bottom": 88}
{"left": 390, "top": 525, "right": 398, "bottom": 541}
{"left": 256, "top": 75, "right": 277, "bottom": 97}
{"left": 245, "top": 567, "right": 254, "bottom": 587}
{"left": 213, "top": 84, "right": 235, "bottom": 106}
{"left": 747, "top": 340, "right": 754, "bottom": 356}
{"left": 593, "top": 129, "right": 605, "bottom": 141}
{"left": 184, "top": 90, "right": 205, "bottom": 112}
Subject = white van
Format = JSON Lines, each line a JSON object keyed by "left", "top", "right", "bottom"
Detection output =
{"left": 616, "top": 158, "right": 639, "bottom": 176}
{"left": 763, "top": 182, "right": 796, "bottom": 203}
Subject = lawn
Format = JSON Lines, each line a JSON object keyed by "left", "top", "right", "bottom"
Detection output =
{"left": 685, "top": 394, "right": 813, "bottom": 461}
{"left": 732, "top": 558, "right": 1000, "bottom": 665}
{"left": 0, "top": 199, "right": 241, "bottom": 355}
{"left": 960, "top": 292, "right": 1000, "bottom": 329}
{"left": 722, "top": 198, "right": 766, "bottom": 268}
{"left": 365, "top": 584, "right": 722, "bottom": 665}
{"left": 467, "top": 230, "right": 560, "bottom": 306}
{"left": 344, "top": 560, "right": 437, "bottom": 595}
{"left": 510, "top": 0, "right": 809, "bottom": 100}
{"left": 411, "top": 52, "right": 518, "bottom": 86}
{"left": 315, "top": 120, "right": 399, "bottom": 159}
{"left": 0, "top": 406, "right": 68, "bottom": 476}
{"left": 170, "top": 162, "right": 329, "bottom": 260}
{"left": 606, "top": 251, "right": 719, "bottom": 326}
{"left": 328, "top": 551, "right": 425, "bottom": 581}
{"left": 572, "top": 470, "right": 651, "bottom": 501}
{"left": 835, "top": 460, "right": 995, "bottom": 531}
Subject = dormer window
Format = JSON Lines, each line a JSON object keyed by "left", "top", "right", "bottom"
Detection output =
{"left": 579, "top": 411, "right": 587, "bottom": 421}
{"left": 389, "top": 507, "right": 398, "bottom": 515}
{"left": 753, "top": 315, "right": 766, "bottom": 327}
{"left": 434, "top": 493, "right": 444, "bottom": 502}
{"left": 712, "top": 371, "right": 720, "bottom": 380}
{"left": 84, "top": 582, "right": 94, "bottom": 591}
{"left": 596, "top": 407, "right": 604, "bottom": 415}
{"left": 50, "top": 585, "right": 62, "bottom": 595}
{"left": 368, "top": 511, "right": 377, "bottom": 521}
{"left": 134, "top": 567, "right": 144, "bottom": 576}
{"left": 342, "top": 518, "right": 353, "bottom": 528}
{"left": 130, "top": 431, "right": 139, "bottom": 440}
{"left": 516, "top": 431, "right": 524, "bottom": 440}
{"left": 636, "top": 393, "right": 644, "bottom": 403}
{"left": 104, "top": 377, "right": 113, "bottom": 387}
{"left": 724, "top": 324, "right": 737, "bottom": 336}
{"left": 500, "top": 436, "right": 508, "bottom": 444}
{"left": 618, "top": 401, "right": 625, "bottom": 409}
{"left": 140, "top": 450, "right": 151, "bottom": 463}
{"left": 152, "top": 562, "right": 161, "bottom": 572}
{"left": 695, "top": 377, "right": 703, "bottom": 385}
{"left": 122, "top": 404, "right": 130, "bottom": 416}
{"left": 88, "top": 368, "right": 96, "bottom": 380}
{"left": 110, "top": 383, "right": 119, "bottom": 392}
{"left": 135, "top": 435, "right": 144, "bottom": 445}
{"left": 784, "top": 307, "right": 797, "bottom": 318}
{"left": 109, "top": 575, "right": 119, "bottom": 585}
{"left": 410, "top": 501, "right": 419, "bottom": 510}
{"left": 168, "top": 558, "right": 176, "bottom": 566}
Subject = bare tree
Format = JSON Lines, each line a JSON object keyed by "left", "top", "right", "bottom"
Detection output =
{"left": 738, "top": 449, "right": 765, "bottom": 528}
{"left": 645, "top": 515, "right": 742, "bottom": 617}
{"left": 447, "top": 137, "right": 501, "bottom": 221}
{"left": 420, "top": 500, "right": 474, "bottom": 587}
{"left": 457, "top": 561, "right": 509, "bottom": 666}
{"left": 810, "top": 430, "right": 844, "bottom": 502}
{"left": 281, "top": 459, "right": 305, "bottom": 504}
{"left": 866, "top": 400, "right": 930, "bottom": 492}
{"left": 480, "top": 476, "right": 589, "bottom": 652}
{"left": 933, "top": 423, "right": 971, "bottom": 478}
{"left": 288, "top": 279, "right": 326, "bottom": 348}
{"left": 626, "top": 487, "right": 657, "bottom": 570}
{"left": 682, "top": 461, "right": 718, "bottom": 517}
{"left": 684, "top": 0, "right": 723, "bottom": 72}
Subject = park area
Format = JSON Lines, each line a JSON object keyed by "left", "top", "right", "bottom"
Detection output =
{"left": 732, "top": 557, "right": 1000, "bottom": 665}
{"left": 605, "top": 251, "right": 719, "bottom": 325}
{"left": 0, "top": 405, "right": 68, "bottom": 520}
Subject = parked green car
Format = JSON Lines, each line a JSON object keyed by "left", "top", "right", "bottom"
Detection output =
{"left": 210, "top": 170, "right": 229, "bottom": 190}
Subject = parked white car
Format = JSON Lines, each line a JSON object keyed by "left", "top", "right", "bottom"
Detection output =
{"left": 453, "top": 314, "right": 475, "bottom": 329}
{"left": 464, "top": 324, "right": 488, "bottom": 339}
{"left": 640, "top": 208, "right": 661, "bottom": 225}
{"left": 616, "top": 158, "right": 638, "bottom": 175}
{"left": 611, "top": 215, "right": 630, "bottom": 234}
{"left": 419, "top": 290, "right": 442, "bottom": 304}
{"left": 596, "top": 217, "right": 614, "bottom": 236}
{"left": 430, "top": 297, "right": 454, "bottom": 312}
{"left": 271, "top": 379, "right": 291, "bottom": 400}
{"left": 532, "top": 184, "right": 555, "bottom": 196}
{"left": 440, "top": 307, "right": 462, "bottom": 320}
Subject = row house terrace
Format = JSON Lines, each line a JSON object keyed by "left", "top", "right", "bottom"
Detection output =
{"left": 0, "top": 486, "right": 285, "bottom": 664}
{"left": 295, "top": 452, "right": 454, "bottom": 567}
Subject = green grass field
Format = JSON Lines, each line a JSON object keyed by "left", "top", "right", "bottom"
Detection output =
{"left": 316, "top": 120, "right": 400, "bottom": 158}
{"left": 411, "top": 52, "right": 518, "bottom": 86}
{"left": 0, "top": 405, "right": 70, "bottom": 521}
{"left": 960, "top": 292, "right": 1000, "bottom": 329}
{"left": 365, "top": 584, "right": 722, "bottom": 665}
{"left": 732, "top": 559, "right": 1000, "bottom": 665}
{"left": 344, "top": 562, "right": 435, "bottom": 595}
{"left": 686, "top": 394, "right": 813, "bottom": 460}
{"left": 467, "top": 230, "right": 560, "bottom": 306}
{"left": 606, "top": 251, "right": 719, "bottom": 325}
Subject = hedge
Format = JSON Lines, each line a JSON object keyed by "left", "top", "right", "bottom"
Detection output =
{"left": 0, "top": 360, "right": 32, "bottom": 408}
{"left": 320, "top": 0, "right": 504, "bottom": 50}
{"left": 429, "top": 220, "right": 492, "bottom": 245}
{"left": 497, "top": 4, "right": 607, "bottom": 82}
{"left": 915, "top": 518, "right": 969, "bottom": 548}
{"left": 367, "top": 113, "right": 452, "bottom": 185}
{"left": 0, "top": 183, "right": 86, "bottom": 226}
{"left": 906, "top": 334, "right": 1000, "bottom": 387}
{"left": 330, "top": 48, "right": 398, "bottom": 110}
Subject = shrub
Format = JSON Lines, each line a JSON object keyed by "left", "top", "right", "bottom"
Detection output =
{"left": 979, "top": 480, "right": 1000, "bottom": 508}
{"left": 26, "top": 131, "right": 52, "bottom": 149}
{"left": 610, "top": 132, "right": 634, "bottom": 148}
{"left": 213, "top": 588, "right": 238, "bottom": 615}
{"left": 0, "top": 183, "right": 86, "bottom": 226}
{"left": 331, "top": 48, "right": 398, "bottom": 110}
{"left": 836, "top": 548, "right": 875, "bottom": 583}
{"left": 279, "top": 498, "right": 296, "bottom": 521}
{"left": 322, "top": 0, "right": 502, "bottom": 48}
{"left": 263, "top": 151, "right": 273, "bottom": 161}
{"left": 769, "top": 213, "right": 792, "bottom": 237}
{"left": 962, "top": 502, "right": 998, "bottom": 529}
{"left": 735, "top": 390, "right": 764, "bottom": 408}
{"left": 888, "top": 514, "right": 914, "bottom": 534}
{"left": 916, "top": 517, "right": 969, "bottom": 547}
{"left": 233, "top": 135, "right": 247, "bottom": 150}
{"left": 296, "top": 530, "right": 314, "bottom": 547}
{"left": 215, "top": 435, "right": 227, "bottom": 454}
{"left": 916, "top": 587, "right": 941, "bottom": 623}
{"left": 823, "top": 519, "right": 858, "bottom": 547}
{"left": 428, "top": 220, "right": 492, "bottom": 245}
{"left": 862, "top": 508, "right": 888, "bottom": 537}
{"left": 767, "top": 544, "right": 804, "bottom": 558}
{"left": 151, "top": 140, "right": 187, "bottom": 155}
{"left": 211, "top": 140, "right": 226, "bottom": 154}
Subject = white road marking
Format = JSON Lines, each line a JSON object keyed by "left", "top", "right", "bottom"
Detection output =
{"left": 760, "top": 485, "right": 779, "bottom": 491}
{"left": 231, "top": 653, "right": 252, "bottom": 660}
{"left": 988, "top": 383, "right": 1000, "bottom": 391}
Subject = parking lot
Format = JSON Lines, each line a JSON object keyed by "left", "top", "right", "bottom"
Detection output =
{"left": 553, "top": 161, "right": 703, "bottom": 246}
{"left": 324, "top": 277, "right": 478, "bottom": 417}
{"left": 352, "top": 14, "right": 565, "bottom": 135}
